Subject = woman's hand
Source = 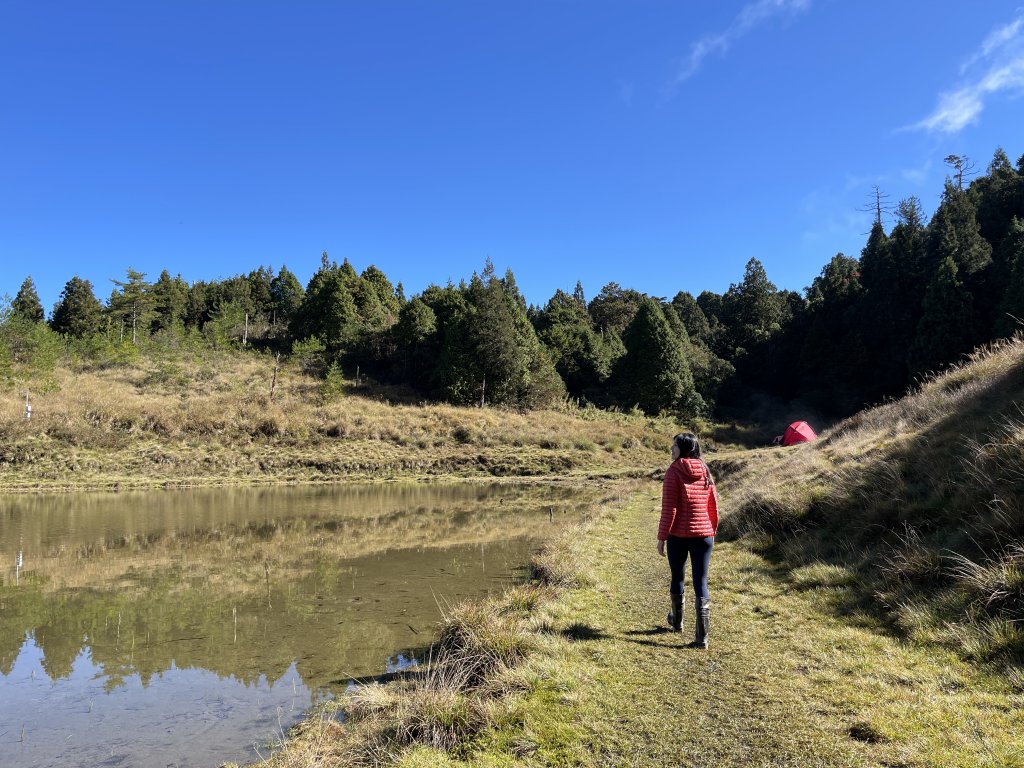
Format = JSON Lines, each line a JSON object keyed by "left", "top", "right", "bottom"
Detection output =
{"left": 657, "top": 539, "right": 665, "bottom": 557}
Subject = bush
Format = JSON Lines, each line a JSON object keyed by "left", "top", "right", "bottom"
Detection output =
{"left": 320, "top": 362, "right": 346, "bottom": 403}
{"left": 291, "top": 336, "right": 328, "bottom": 376}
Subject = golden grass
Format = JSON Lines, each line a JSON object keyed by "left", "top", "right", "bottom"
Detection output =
{"left": 0, "top": 347, "right": 694, "bottom": 491}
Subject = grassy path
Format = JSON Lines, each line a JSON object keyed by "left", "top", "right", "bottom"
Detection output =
{"left": 489, "top": 485, "right": 1023, "bottom": 768}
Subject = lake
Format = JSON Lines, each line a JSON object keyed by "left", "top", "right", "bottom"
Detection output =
{"left": 0, "top": 482, "right": 591, "bottom": 768}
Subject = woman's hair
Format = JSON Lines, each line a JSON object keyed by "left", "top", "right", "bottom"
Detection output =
{"left": 673, "top": 432, "right": 701, "bottom": 459}
{"left": 674, "top": 432, "right": 714, "bottom": 486}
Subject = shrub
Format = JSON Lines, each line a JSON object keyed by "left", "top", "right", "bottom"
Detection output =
{"left": 320, "top": 362, "right": 346, "bottom": 403}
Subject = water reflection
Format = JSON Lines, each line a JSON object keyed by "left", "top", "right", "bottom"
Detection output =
{"left": 0, "top": 482, "right": 590, "bottom": 768}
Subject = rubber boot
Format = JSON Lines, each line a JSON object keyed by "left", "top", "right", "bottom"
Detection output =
{"left": 666, "top": 594, "right": 684, "bottom": 632}
{"left": 689, "top": 599, "right": 710, "bottom": 649}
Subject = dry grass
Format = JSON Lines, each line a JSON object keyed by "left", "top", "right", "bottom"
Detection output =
{"left": 0, "top": 346, "right": 698, "bottom": 491}
{"left": 717, "top": 334, "right": 1024, "bottom": 668}
{"left": 241, "top": 583, "right": 559, "bottom": 768}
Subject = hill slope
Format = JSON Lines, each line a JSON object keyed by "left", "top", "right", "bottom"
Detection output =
{"left": 721, "top": 334, "right": 1024, "bottom": 671}
{"left": 0, "top": 348, "right": 688, "bottom": 491}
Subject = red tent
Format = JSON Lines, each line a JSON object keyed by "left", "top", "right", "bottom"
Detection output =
{"left": 781, "top": 421, "right": 817, "bottom": 446}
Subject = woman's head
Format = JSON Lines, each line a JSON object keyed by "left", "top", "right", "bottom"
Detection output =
{"left": 672, "top": 432, "right": 701, "bottom": 459}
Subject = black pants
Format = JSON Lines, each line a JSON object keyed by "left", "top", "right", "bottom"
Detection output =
{"left": 667, "top": 535, "right": 714, "bottom": 601}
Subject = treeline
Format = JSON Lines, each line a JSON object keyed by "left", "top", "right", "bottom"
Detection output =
{"left": 3, "top": 147, "right": 1024, "bottom": 420}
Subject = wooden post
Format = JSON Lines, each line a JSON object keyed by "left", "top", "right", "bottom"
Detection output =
{"left": 23, "top": 390, "right": 31, "bottom": 421}
{"left": 270, "top": 353, "right": 281, "bottom": 399}
{"left": 479, "top": 374, "right": 486, "bottom": 408}
{"left": 243, "top": 313, "right": 249, "bottom": 346}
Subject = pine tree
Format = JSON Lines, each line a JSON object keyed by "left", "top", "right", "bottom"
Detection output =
{"left": 360, "top": 266, "right": 402, "bottom": 321}
{"left": 12, "top": 277, "right": 45, "bottom": 323}
{"left": 51, "top": 277, "right": 104, "bottom": 337}
{"left": 424, "top": 284, "right": 480, "bottom": 402}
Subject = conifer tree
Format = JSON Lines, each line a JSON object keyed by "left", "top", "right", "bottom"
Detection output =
{"left": 185, "top": 282, "right": 210, "bottom": 330}
{"left": 108, "top": 269, "right": 154, "bottom": 344}
{"left": 797, "top": 254, "right": 867, "bottom": 411}
{"left": 719, "top": 258, "right": 786, "bottom": 355}
{"left": 909, "top": 256, "right": 974, "bottom": 377}
{"left": 588, "top": 282, "right": 645, "bottom": 339}
{"left": 51, "top": 277, "right": 103, "bottom": 338}
{"left": 423, "top": 284, "right": 479, "bottom": 401}
{"left": 534, "top": 288, "right": 611, "bottom": 399}
{"left": 613, "top": 298, "right": 698, "bottom": 416}
{"left": 360, "top": 266, "right": 402, "bottom": 320}
{"left": 929, "top": 180, "right": 993, "bottom": 277}
{"left": 670, "top": 291, "right": 711, "bottom": 346}
{"left": 995, "top": 218, "right": 1024, "bottom": 337}
{"left": 973, "top": 148, "right": 1023, "bottom": 249}
{"left": 291, "top": 255, "right": 359, "bottom": 351}
{"left": 150, "top": 270, "right": 189, "bottom": 333}
{"left": 392, "top": 297, "right": 438, "bottom": 382}
{"left": 269, "top": 266, "right": 305, "bottom": 328}
{"left": 464, "top": 262, "right": 565, "bottom": 407}
{"left": 246, "top": 267, "right": 276, "bottom": 320}
{"left": 428, "top": 263, "right": 564, "bottom": 407}
{"left": 12, "top": 277, "right": 45, "bottom": 323}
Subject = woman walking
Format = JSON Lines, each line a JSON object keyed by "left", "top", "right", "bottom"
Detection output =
{"left": 657, "top": 432, "right": 718, "bottom": 648}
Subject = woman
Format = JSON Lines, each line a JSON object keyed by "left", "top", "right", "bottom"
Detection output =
{"left": 657, "top": 432, "right": 718, "bottom": 648}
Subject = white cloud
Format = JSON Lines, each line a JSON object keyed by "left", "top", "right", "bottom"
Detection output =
{"left": 674, "top": 0, "right": 812, "bottom": 84}
{"left": 914, "top": 13, "right": 1024, "bottom": 134}
{"left": 961, "top": 16, "right": 1024, "bottom": 73}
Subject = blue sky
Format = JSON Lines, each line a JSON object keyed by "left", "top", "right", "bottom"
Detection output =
{"left": 3, "top": 1, "right": 1024, "bottom": 314}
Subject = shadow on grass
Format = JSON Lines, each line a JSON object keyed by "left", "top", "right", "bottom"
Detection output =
{"left": 621, "top": 627, "right": 698, "bottom": 650}
{"left": 559, "top": 622, "right": 610, "bottom": 641}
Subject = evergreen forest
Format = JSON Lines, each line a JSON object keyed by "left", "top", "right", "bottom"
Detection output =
{"left": 5, "top": 148, "right": 1024, "bottom": 423}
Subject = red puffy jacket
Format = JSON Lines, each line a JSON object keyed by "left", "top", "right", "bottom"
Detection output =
{"left": 658, "top": 458, "right": 719, "bottom": 540}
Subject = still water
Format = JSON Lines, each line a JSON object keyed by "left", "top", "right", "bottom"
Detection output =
{"left": 0, "top": 482, "right": 590, "bottom": 768}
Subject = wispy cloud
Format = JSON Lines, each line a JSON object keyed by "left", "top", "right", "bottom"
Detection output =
{"left": 913, "top": 13, "right": 1024, "bottom": 134}
{"left": 674, "top": 0, "right": 812, "bottom": 84}
{"left": 900, "top": 159, "right": 934, "bottom": 186}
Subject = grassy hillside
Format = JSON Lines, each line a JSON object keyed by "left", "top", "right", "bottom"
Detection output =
{"left": 246, "top": 335, "right": 1024, "bottom": 768}
{"left": 721, "top": 334, "right": 1024, "bottom": 673}
{"left": 0, "top": 346, "right": 698, "bottom": 491}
